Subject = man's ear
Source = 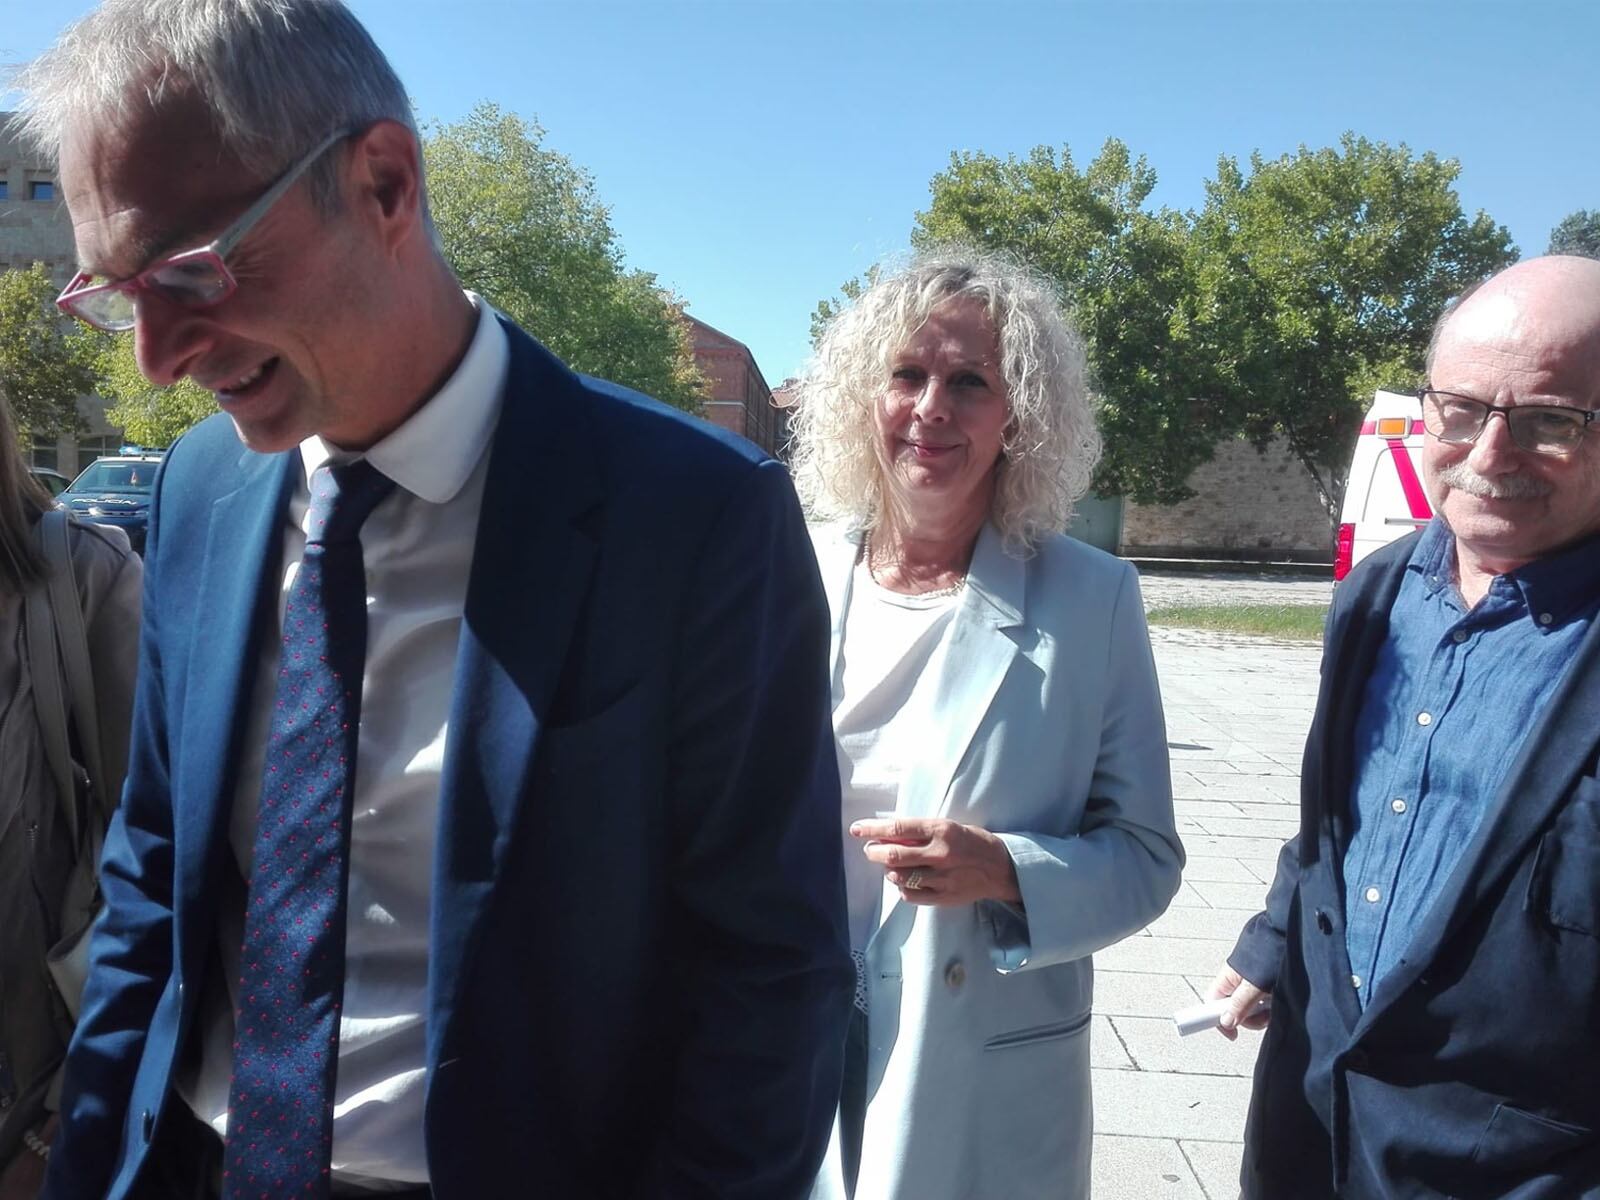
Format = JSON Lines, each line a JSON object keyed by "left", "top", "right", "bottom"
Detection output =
{"left": 345, "top": 119, "right": 424, "bottom": 255}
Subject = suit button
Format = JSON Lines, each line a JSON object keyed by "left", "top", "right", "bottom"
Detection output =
{"left": 1315, "top": 908, "right": 1333, "bottom": 934}
{"left": 944, "top": 960, "right": 967, "bottom": 990}
{"left": 142, "top": 1109, "right": 154, "bottom": 1141}
{"left": 1345, "top": 1049, "right": 1369, "bottom": 1073}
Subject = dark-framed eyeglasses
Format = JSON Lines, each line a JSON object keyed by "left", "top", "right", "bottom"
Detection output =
{"left": 1416, "top": 387, "right": 1597, "bottom": 456}
{"left": 56, "top": 128, "right": 353, "bottom": 333}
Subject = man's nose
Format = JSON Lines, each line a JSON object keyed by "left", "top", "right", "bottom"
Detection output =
{"left": 133, "top": 292, "right": 211, "bottom": 388}
{"left": 1465, "top": 408, "right": 1523, "bottom": 474}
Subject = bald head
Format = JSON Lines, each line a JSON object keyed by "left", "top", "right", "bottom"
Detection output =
{"left": 1431, "top": 256, "right": 1600, "bottom": 380}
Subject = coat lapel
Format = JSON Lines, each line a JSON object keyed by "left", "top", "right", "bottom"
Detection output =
{"left": 428, "top": 324, "right": 603, "bottom": 1050}
{"left": 176, "top": 449, "right": 296, "bottom": 912}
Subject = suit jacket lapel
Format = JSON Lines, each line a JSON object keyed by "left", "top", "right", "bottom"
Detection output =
{"left": 428, "top": 323, "right": 602, "bottom": 1050}
{"left": 877, "top": 523, "right": 1023, "bottom": 928}
{"left": 1362, "top": 607, "right": 1600, "bottom": 1023}
{"left": 176, "top": 451, "right": 296, "bottom": 912}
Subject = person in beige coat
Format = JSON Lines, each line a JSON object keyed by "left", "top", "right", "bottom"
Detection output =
{"left": 0, "top": 389, "right": 140, "bottom": 1200}
{"left": 790, "top": 248, "right": 1184, "bottom": 1200}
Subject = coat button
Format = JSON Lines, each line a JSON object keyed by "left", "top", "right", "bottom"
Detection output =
{"left": 1315, "top": 908, "right": 1333, "bottom": 934}
{"left": 142, "top": 1109, "right": 154, "bottom": 1141}
{"left": 944, "top": 960, "right": 967, "bottom": 990}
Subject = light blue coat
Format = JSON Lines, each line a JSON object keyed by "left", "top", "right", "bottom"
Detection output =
{"left": 810, "top": 521, "right": 1184, "bottom": 1200}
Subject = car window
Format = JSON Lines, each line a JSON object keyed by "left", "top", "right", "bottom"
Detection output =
{"left": 68, "top": 461, "right": 157, "bottom": 494}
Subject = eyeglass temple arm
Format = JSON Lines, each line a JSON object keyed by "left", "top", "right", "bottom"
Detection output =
{"left": 210, "top": 129, "right": 352, "bottom": 259}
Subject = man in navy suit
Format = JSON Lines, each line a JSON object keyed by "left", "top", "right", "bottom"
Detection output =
{"left": 20, "top": 2, "right": 851, "bottom": 1197}
{"left": 1212, "top": 255, "right": 1600, "bottom": 1198}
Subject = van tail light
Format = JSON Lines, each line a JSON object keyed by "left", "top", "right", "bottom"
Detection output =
{"left": 1334, "top": 523, "right": 1355, "bottom": 581}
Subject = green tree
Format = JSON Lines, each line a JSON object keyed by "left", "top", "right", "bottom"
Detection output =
{"left": 1548, "top": 209, "right": 1600, "bottom": 259}
{"left": 0, "top": 263, "right": 101, "bottom": 441}
{"left": 875, "top": 140, "right": 1213, "bottom": 504}
{"left": 1189, "top": 134, "right": 1517, "bottom": 526}
{"left": 424, "top": 103, "right": 705, "bottom": 412}
{"left": 98, "top": 335, "right": 216, "bottom": 447}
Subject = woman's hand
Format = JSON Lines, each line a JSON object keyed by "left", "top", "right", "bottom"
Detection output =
{"left": 0, "top": 1115, "right": 55, "bottom": 1200}
{"left": 850, "top": 817, "right": 1022, "bottom": 906}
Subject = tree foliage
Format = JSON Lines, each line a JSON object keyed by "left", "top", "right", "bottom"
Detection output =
{"left": 912, "top": 141, "right": 1212, "bottom": 505}
{"left": 0, "top": 263, "right": 101, "bottom": 441}
{"left": 424, "top": 103, "right": 706, "bottom": 412}
{"left": 98, "top": 334, "right": 216, "bottom": 448}
{"left": 1548, "top": 209, "right": 1600, "bottom": 259}
{"left": 1188, "top": 134, "right": 1517, "bottom": 522}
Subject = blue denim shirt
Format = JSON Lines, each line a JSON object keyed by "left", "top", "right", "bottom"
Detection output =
{"left": 1342, "top": 519, "right": 1600, "bottom": 1008}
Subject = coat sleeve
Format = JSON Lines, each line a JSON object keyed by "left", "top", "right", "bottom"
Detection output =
{"left": 983, "top": 562, "right": 1185, "bottom": 972}
{"left": 642, "top": 459, "right": 853, "bottom": 1198}
{"left": 43, "top": 458, "right": 176, "bottom": 1200}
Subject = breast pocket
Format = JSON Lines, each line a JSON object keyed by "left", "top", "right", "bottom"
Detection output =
{"left": 1528, "top": 783, "right": 1600, "bottom": 938}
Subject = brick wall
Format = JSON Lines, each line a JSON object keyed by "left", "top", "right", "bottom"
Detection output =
{"left": 1121, "top": 436, "right": 1334, "bottom": 563}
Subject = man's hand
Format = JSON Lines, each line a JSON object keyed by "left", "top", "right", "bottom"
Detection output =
{"left": 850, "top": 817, "right": 1022, "bottom": 906}
{"left": 1207, "top": 965, "right": 1271, "bottom": 1041}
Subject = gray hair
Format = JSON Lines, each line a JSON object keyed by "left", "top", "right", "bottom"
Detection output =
{"left": 788, "top": 246, "right": 1101, "bottom": 555}
{"left": 9, "top": 0, "right": 422, "bottom": 217}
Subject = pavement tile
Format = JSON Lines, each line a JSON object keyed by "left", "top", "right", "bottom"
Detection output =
{"left": 1096, "top": 935, "right": 1238, "bottom": 976}
{"left": 1188, "top": 880, "right": 1273, "bottom": 911}
{"left": 1091, "top": 1068, "right": 1254, "bottom": 1141}
{"left": 1177, "top": 833, "right": 1290, "bottom": 864}
{"left": 1180, "top": 856, "right": 1262, "bottom": 884}
{"left": 1165, "top": 881, "right": 1215, "bottom": 909}
{"left": 1092, "top": 1135, "right": 1206, "bottom": 1199}
{"left": 1109, "top": 1014, "right": 1264, "bottom": 1078}
{"left": 1093, "top": 1013, "right": 1136, "bottom": 1069}
{"left": 1145, "top": 907, "right": 1256, "bottom": 943}
{"left": 1194, "top": 815, "right": 1301, "bottom": 840}
{"left": 1094, "top": 970, "right": 1204, "bottom": 1018}
{"left": 1181, "top": 1139, "right": 1245, "bottom": 1200}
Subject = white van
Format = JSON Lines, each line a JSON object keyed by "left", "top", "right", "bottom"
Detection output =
{"left": 1335, "top": 389, "right": 1433, "bottom": 580}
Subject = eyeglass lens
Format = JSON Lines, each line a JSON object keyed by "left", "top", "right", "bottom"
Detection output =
{"left": 1423, "top": 393, "right": 1588, "bottom": 453}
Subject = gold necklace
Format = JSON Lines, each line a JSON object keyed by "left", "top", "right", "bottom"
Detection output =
{"left": 861, "top": 536, "right": 968, "bottom": 599}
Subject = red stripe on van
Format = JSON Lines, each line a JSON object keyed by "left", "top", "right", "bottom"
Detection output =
{"left": 1385, "top": 439, "right": 1433, "bottom": 520}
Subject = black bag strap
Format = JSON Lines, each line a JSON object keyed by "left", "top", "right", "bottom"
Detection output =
{"left": 38, "top": 510, "right": 107, "bottom": 827}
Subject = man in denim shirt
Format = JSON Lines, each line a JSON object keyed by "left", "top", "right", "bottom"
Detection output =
{"left": 1214, "top": 256, "right": 1600, "bottom": 1199}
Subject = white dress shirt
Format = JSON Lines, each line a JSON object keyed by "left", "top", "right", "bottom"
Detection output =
{"left": 179, "top": 295, "right": 509, "bottom": 1188}
{"left": 833, "top": 560, "right": 963, "bottom": 952}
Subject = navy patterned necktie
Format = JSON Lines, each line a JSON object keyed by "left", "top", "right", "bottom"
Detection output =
{"left": 223, "top": 459, "right": 394, "bottom": 1200}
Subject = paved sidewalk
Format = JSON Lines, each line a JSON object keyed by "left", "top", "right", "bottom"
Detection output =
{"left": 1090, "top": 583, "right": 1325, "bottom": 1199}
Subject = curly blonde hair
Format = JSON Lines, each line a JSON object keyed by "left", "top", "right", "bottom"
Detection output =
{"left": 787, "top": 246, "right": 1101, "bottom": 555}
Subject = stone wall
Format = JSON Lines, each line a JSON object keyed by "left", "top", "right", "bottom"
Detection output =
{"left": 1121, "top": 436, "right": 1334, "bottom": 563}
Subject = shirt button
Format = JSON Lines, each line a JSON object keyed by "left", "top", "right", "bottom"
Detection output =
{"left": 1365, "top": 886, "right": 1381, "bottom": 903}
{"left": 1392, "top": 798, "right": 1407, "bottom": 814}
{"left": 1351, "top": 974, "right": 1363, "bottom": 990}
{"left": 1539, "top": 613, "right": 1554, "bottom": 626}
{"left": 1416, "top": 711, "right": 1433, "bottom": 727}
{"left": 1451, "top": 629, "right": 1468, "bottom": 644}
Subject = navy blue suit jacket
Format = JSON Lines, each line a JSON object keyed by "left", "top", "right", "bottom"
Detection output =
{"left": 1230, "top": 532, "right": 1600, "bottom": 1198}
{"left": 44, "top": 322, "right": 852, "bottom": 1199}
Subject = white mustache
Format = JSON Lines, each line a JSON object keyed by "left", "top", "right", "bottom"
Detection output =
{"left": 1434, "top": 461, "right": 1552, "bottom": 500}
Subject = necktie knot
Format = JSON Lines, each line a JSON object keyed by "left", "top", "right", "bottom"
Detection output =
{"left": 306, "top": 459, "right": 395, "bottom": 546}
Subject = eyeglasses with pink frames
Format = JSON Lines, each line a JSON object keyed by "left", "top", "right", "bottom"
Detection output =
{"left": 56, "top": 129, "right": 352, "bottom": 333}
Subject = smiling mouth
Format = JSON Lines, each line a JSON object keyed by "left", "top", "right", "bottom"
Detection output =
{"left": 211, "top": 358, "right": 279, "bottom": 402}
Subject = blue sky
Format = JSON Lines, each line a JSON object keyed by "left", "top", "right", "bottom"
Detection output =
{"left": 6, "top": 1, "right": 1597, "bottom": 387}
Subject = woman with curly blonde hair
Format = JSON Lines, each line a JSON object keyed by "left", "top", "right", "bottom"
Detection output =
{"left": 794, "top": 248, "right": 1183, "bottom": 1200}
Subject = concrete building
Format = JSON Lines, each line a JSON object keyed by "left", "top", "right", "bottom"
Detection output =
{"left": 686, "top": 314, "right": 787, "bottom": 459}
{"left": 1, "top": 112, "right": 123, "bottom": 475}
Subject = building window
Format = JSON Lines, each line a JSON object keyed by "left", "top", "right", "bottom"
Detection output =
{"left": 29, "top": 180, "right": 54, "bottom": 201}
{"left": 77, "top": 435, "right": 121, "bottom": 474}
{"left": 0, "top": 181, "right": 9, "bottom": 200}
{"left": 30, "top": 439, "right": 58, "bottom": 471}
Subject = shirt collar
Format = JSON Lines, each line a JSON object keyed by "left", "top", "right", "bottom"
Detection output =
{"left": 298, "top": 292, "right": 509, "bottom": 503}
{"left": 1408, "top": 515, "right": 1600, "bottom": 625}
